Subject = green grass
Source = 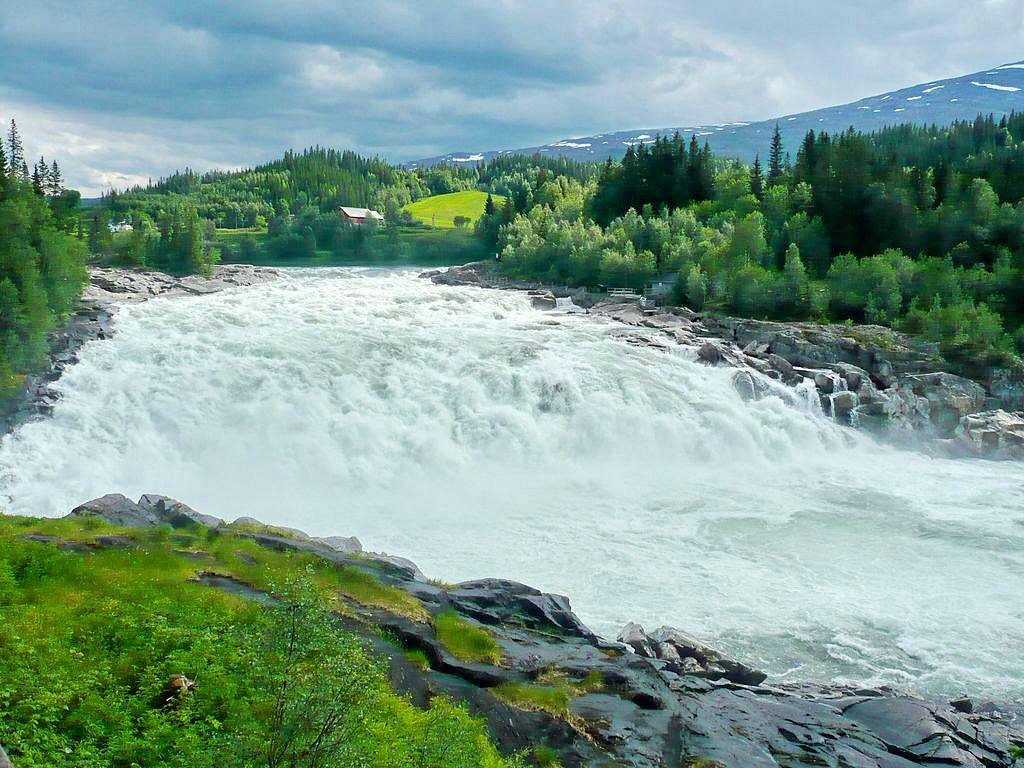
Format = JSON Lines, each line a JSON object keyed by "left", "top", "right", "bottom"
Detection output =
{"left": 493, "top": 682, "right": 572, "bottom": 718}
{"left": 403, "top": 648, "right": 432, "bottom": 672}
{"left": 334, "top": 565, "right": 429, "bottom": 622}
{"left": 533, "top": 745, "right": 562, "bottom": 767}
{"left": 403, "top": 190, "right": 506, "bottom": 229}
{"left": 0, "top": 514, "right": 516, "bottom": 768}
{"left": 434, "top": 609, "right": 501, "bottom": 664}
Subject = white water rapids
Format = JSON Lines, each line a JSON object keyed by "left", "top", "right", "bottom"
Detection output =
{"left": 1, "top": 268, "right": 1022, "bottom": 701}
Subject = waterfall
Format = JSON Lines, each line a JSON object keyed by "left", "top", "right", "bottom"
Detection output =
{"left": 1, "top": 267, "right": 1022, "bottom": 701}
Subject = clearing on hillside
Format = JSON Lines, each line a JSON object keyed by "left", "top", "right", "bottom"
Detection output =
{"left": 403, "top": 190, "right": 506, "bottom": 229}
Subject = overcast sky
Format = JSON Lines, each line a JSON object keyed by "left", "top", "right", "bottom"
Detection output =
{"left": 2, "top": 0, "right": 1022, "bottom": 195}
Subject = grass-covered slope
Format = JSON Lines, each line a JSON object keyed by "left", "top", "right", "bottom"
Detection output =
{"left": 0, "top": 513, "right": 516, "bottom": 768}
{"left": 403, "top": 190, "right": 506, "bottom": 229}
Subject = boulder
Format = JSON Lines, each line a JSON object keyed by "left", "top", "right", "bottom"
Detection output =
{"left": 732, "top": 371, "right": 757, "bottom": 401}
{"left": 829, "top": 390, "right": 860, "bottom": 422}
{"left": 138, "top": 494, "right": 223, "bottom": 528}
{"left": 697, "top": 342, "right": 724, "bottom": 365}
{"left": 617, "top": 621, "right": 655, "bottom": 658}
{"left": 902, "top": 372, "right": 986, "bottom": 436}
{"left": 617, "top": 623, "right": 767, "bottom": 686}
{"left": 314, "top": 535, "right": 363, "bottom": 554}
{"left": 68, "top": 494, "right": 160, "bottom": 528}
{"left": 0, "top": 744, "right": 10, "bottom": 768}
{"left": 529, "top": 292, "right": 557, "bottom": 310}
{"left": 450, "top": 579, "right": 595, "bottom": 638}
{"left": 766, "top": 353, "right": 798, "bottom": 384}
{"left": 955, "top": 410, "right": 1024, "bottom": 458}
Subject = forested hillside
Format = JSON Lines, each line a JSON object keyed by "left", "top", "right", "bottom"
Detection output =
{"left": 0, "top": 120, "right": 88, "bottom": 397}
{"left": 95, "top": 149, "right": 597, "bottom": 265}
{"left": 493, "top": 113, "right": 1024, "bottom": 362}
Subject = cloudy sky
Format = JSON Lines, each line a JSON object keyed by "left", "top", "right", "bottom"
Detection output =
{"left": 2, "top": 0, "right": 1022, "bottom": 195}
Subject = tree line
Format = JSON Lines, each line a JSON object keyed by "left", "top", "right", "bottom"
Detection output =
{"left": 496, "top": 113, "right": 1024, "bottom": 363}
{"left": 0, "top": 119, "right": 88, "bottom": 397}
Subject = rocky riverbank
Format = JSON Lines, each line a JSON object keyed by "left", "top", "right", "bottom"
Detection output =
{"left": 426, "top": 262, "right": 1024, "bottom": 459}
{"left": 11, "top": 493, "right": 1021, "bottom": 767}
{"left": 0, "top": 265, "right": 279, "bottom": 436}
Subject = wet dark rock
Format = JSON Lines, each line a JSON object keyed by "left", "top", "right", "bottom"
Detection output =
{"left": 951, "top": 696, "right": 974, "bottom": 714}
{"left": 697, "top": 342, "right": 724, "bottom": 364}
{"left": 619, "top": 624, "right": 768, "bottom": 687}
{"left": 830, "top": 390, "right": 860, "bottom": 421}
{"left": 449, "top": 579, "right": 596, "bottom": 639}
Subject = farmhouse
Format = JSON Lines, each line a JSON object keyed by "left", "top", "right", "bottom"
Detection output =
{"left": 108, "top": 219, "right": 133, "bottom": 233}
{"left": 339, "top": 206, "right": 385, "bottom": 225}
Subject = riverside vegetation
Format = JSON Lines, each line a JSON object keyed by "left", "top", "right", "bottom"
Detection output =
{"left": 0, "top": 509, "right": 519, "bottom": 768}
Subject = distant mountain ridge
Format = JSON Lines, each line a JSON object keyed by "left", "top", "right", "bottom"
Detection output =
{"left": 407, "top": 60, "right": 1024, "bottom": 168}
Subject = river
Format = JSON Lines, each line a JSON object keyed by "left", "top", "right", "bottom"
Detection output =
{"left": 1, "top": 267, "right": 1022, "bottom": 701}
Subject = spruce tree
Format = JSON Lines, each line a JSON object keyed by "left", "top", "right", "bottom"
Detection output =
{"left": 768, "top": 123, "right": 783, "bottom": 184}
{"left": 751, "top": 154, "right": 764, "bottom": 200}
{"left": 32, "top": 156, "right": 49, "bottom": 195}
{"left": 7, "top": 119, "right": 24, "bottom": 178}
{"left": 48, "top": 160, "right": 62, "bottom": 196}
{"left": 484, "top": 193, "right": 495, "bottom": 216}
{"left": 0, "top": 138, "right": 6, "bottom": 181}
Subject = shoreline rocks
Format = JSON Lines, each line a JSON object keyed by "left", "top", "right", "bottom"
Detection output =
{"left": 0, "top": 264, "right": 279, "bottom": 437}
{"left": 47, "top": 493, "right": 1024, "bottom": 767}
{"left": 429, "top": 262, "right": 1024, "bottom": 459}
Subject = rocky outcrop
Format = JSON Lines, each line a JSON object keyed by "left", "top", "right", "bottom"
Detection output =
{"left": 956, "top": 410, "right": 1024, "bottom": 458}
{"left": 38, "top": 496, "right": 1024, "bottom": 766}
{"left": 0, "top": 265, "right": 279, "bottom": 437}
{"left": 617, "top": 622, "right": 767, "bottom": 686}
{"left": 0, "top": 745, "right": 11, "bottom": 768}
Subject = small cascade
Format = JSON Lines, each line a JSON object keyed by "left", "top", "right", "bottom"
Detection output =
{"left": 794, "top": 377, "right": 823, "bottom": 413}
{"left": 555, "top": 296, "right": 582, "bottom": 313}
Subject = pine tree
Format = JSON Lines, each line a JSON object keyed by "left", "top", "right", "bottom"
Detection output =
{"left": 7, "top": 119, "right": 25, "bottom": 178}
{"left": 32, "top": 156, "right": 49, "bottom": 195}
{"left": 32, "top": 163, "right": 43, "bottom": 195}
{"left": 48, "top": 160, "right": 63, "bottom": 196}
{"left": 0, "top": 138, "right": 6, "bottom": 183}
{"left": 484, "top": 193, "right": 495, "bottom": 216}
{"left": 768, "top": 123, "right": 784, "bottom": 184}
{"left": 750, "top": 154, "right": 764, "bottom": 200}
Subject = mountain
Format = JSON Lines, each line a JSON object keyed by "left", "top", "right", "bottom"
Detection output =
{"left": 407, "top": 60, "right": 1024, "bottom": 168}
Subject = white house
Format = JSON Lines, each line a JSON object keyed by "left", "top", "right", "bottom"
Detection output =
{"left": 339, "top": 206, "right": 385, "bottom": 225}
{"left": 108, "top": 219, "right": 134, "bottom": 233}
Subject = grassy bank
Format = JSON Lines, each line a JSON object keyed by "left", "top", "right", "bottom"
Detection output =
{"left": 0, "top": 513, "right": 518, "bottom": 768}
